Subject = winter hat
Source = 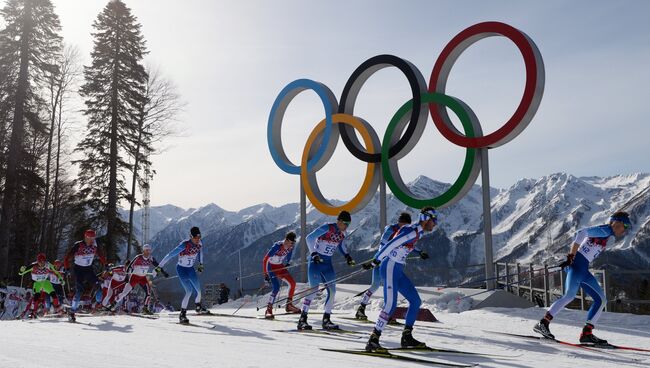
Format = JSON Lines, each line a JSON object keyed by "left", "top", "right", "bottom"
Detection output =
{"left": 285, "top": 232, "right": 297, "bottom": 242}
{"left": 190, "top": 226, "right": 201, "bottom": 237}
{"left": 84, "top": 229, "right": 96, "bottom": 238}
{"left": 36, "top": 253, "right": 46, "bottom": 263}
{"left": 398, "top": 212, "right": 412, "bottom": 224}
{"left": 143, "top": 244, "right": 152, "bottom": 251}
{"left": 419, "top": 207, "right": 437, "bottom": 223}
{"left": 337, "top": 211, "right": 352, "bottom": 223}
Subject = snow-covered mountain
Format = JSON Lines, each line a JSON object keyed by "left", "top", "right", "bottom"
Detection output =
{"left": 142, "top": 172, "right": 650, "bottom": 297}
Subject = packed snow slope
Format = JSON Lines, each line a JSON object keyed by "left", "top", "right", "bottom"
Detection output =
{"left": 2, "top": 284, "right": 650, "bottom": 368}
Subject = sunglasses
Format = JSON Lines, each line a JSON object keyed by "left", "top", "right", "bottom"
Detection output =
{"left": 192, "top": 234, "right": 201, "bottom": 239}
{"left": 341, "top": 221, "right": 351, "bottom": 226}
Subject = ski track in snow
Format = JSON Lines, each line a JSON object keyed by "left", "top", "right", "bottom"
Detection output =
{"left": 2, "top": 285, "right": 650, "bottom": 368}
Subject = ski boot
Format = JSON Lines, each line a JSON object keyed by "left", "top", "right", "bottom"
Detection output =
{"left": 68, "top": 310, "right": 76, "bottom": 323}
{"left": 387, "top": 318, "right": 401, "bottom": 325}
{"left": 28, "top": 311, "right": 38, "bottom": 319}
{"left": 195, "top": 303, "right": 210, "bottom": 315}
{"left": 285, "top": 300, "right": 301, "bottom": 314}
{"left": 297, "top": 311, "right": 312, "bottom": 330}
{"left": 579, "top": 323, "right": 608, "bottom": 345}
{"left": 141, "top": 306, "right": 153, "bottom": 315}
{"left": 179, "top": 309, "right": 189, "bottom": 324}
{"left": 401, "top": 326, "right": 426, "bottom": 348}
{"left": 533, "top": 313, "right": 555, "bottom": 339}
{"left": 365, "top": 329, "right": 385, "bottom": 352}
{"left": 355, "top": 304, "right": 368, "bottom": 320}
{"left": 265, "top": 303, "right": 275, "bottom": 319}
{"left": 322, "top": 313, "right": 339, "bottom": 330}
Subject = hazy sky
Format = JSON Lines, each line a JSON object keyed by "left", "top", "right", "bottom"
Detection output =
{"left": 47, "top": 0, "right": 650, "bottom": 211}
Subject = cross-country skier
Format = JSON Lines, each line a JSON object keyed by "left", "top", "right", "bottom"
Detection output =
{"left": 263, "top": 231, "right": 300, "bottom": 319}
{"left": 63, "top": 229, "right": 107, "bottom": 322}
{"left": 157, "top": 226, "right": 206, "bottom": 324}
{"left": 356, "top": 212, "right": 417, "bottom": 320}
{"left": 18, "top": 253, "right": 64, "bottom": 318}
{"left": 533, "top": 211, "right": 631, "bottom": 345}
{"left": 297, "top": 211, "right": 357, "bottom": 331}
{"left": 112, "top": 244, "right": 161, "bottom": 314}
{"left": 100, "top": 263, "right": 128, "bottom": 310}
{"left": 364, "top": 207, "right": 438, "bottom": 352}
{"left": 50, "top": 260, "right": 67, "bottom": 305}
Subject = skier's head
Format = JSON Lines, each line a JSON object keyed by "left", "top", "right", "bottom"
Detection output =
{"left": 609, "top": 211, "right": 631, "bottom": 237}
{"left": 190, "top": 226, "right": 201, "bottom": 244}
{"left": 336, "top": 211, "right": 352, "bottom": 231}
{"left": 398, "top": 212, "right": 412, "bottom": 226}
{"left": 419, "top": 207, "right": 438, "bottom": 232}
{"left": 283, "top": 231, "right": 297, "bottom": 248}
{"left": 53, "top": 259, "right": 62, "bottom": 268}
{"left": 84, "top": 229, "right": 96, "bottom": 244}
{"left": 142, "top": 243, "right": 152, "bottom": 256}
{"left": 36, "top": 253, "right": 46, "bottom": 265}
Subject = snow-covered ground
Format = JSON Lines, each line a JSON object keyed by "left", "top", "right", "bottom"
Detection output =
{"left": 2, "top": 284, "right": 650, "bottom": 368}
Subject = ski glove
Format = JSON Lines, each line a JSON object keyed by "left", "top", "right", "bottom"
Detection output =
{"left": 19, "top": 265, "right": 26, "bottom": 273}
{"left": 345, "top": 254, "right": 356, "bottom": 266}
{"left": 264, "top": 274, "right": 271, "bottom": 283}
{"left": 197, "top": 263, "right": 204, "bottom": 273}
{"left": 311, "top": 252, "right": 323, "bottom": 264}
{"left": 362, "top": 259, "right": 382, "bottom": 270}
{"left": 155, "top": 267, "right": 169, "bottom": 278}
{"left": 558, "top": 253, "right": 575, "bottom": 269}
{"left": 420, "top": 251, "right": 430, "bottom": 260}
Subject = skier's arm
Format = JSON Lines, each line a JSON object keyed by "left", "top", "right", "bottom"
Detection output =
{"left": 199, "top": 244, "right": 204, "bottom": 265}
{"left": 374, "top": 230, "right": 415, "bottom": 261}
{"left": 337, "top": 238, "right": 349, "bottom": 257}
{"left": 63, "top": 243, "right": 79, "bottom": 269}
{"left": 96, "top": 244, "right": 107, "bottom": 265}
{"left": 263, "top": 243, "right": 280, "bottom": 274}
{"left": 285, "top": 246, "right": 294, "bottom": 265}
{"left": 379, "top": 225, "right": 394, "bottom": 247}
{"left": 48, "top": 264, "right": 63, "bottom": 281}
{"left": 158, "top": 242, "right": 185, "bottom": 267}
{"left": 18, "top": 267, "right": 33, "bottom": 276}
{"left": 306, "top": 225, "right": 329, "bottom": 254}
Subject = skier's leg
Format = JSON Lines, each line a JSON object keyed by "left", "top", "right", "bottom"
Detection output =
{"left": 267, "top": 270, "right": 280, "bottom": 305}
{"left": 374, "top": 260, "right": 399, "bottom": 333}
{"left": 581, "top": 273, "right": 606, "bottom": 324}
{"left": 301, "top": 261, "right": 321, "bottom": 314}
{"left": 322, "top": 262, "right": 337, "bottom": 315}
{"left": 547, "top": 265, "right": 584, "bottom": 318}
{"left": 186, "top": 268, "right": 201, "bottom": 305}
{"left": 399, "top": 274, "right": 421, "bottom": 328}
{"left": 360, "top": 267, "right": 382, "bottom": 305}
{"left": 176, "top": 266, "right": 193, "bottom": 309}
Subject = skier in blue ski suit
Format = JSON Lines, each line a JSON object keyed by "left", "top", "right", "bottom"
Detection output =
{"left": 534, "top": 211, "right": 631, "bottom": 345}
{"left": 364, "top": 207, "right": 438, "bottom": 352}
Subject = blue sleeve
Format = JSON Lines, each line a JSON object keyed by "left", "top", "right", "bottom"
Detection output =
{"left": 374, "top": 228, "right": 415, "bottom": 261}
{"left": 411, "top": 247, "right": 422, "bottom": 255}
{"left": 265, "top": 243, "right": 281, "bottom": 259}
{"left": 337, "top": 238, "right": 349, "bottom": 257}
{"left": 199, "top": 243, "right": 204, "bottom": 264}
{"left": 585, "top": 225, "right": 613, "bottom": 238}
{"left": 379, "top": 225, "right": 394, "bottom": 248}
{"left": 306, "top": 224, "right": 330, "bottom": 253}
{"left": 158, "top": 241, "right": 186, "bottom": 267}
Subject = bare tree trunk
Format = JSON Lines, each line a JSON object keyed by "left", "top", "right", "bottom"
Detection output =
{"left": 39, "top": 74, "right": 62, "bottom": 251}
{"left": 0, "top": 2, "right": 33, "bottom": 278}
{"left": 126, "top": 124, "right": 143, "bottom": 260}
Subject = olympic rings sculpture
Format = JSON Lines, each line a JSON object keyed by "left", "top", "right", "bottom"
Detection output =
{"left": 267, "top": 22, "right": 544, "bottom": 216}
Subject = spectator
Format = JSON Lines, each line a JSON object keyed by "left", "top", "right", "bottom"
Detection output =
{"left": 218, "top": 283, "right": 230, "bottom": 305}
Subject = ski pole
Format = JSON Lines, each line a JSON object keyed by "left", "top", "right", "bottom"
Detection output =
{"left": 273, "top": 266, "right": 370, "bottom": 308}
{"left": 235, "top": 259, "right": 311, "bottom": 281}
{"left": 233, "top": 283, "right": 267, "bottom": 315}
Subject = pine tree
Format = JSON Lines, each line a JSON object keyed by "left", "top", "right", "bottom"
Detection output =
{"left": 75, "top": 0, "right": 148, "bottom": 262}
{"left": 0, "top": 0, "right": 61, "bottom": 279}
